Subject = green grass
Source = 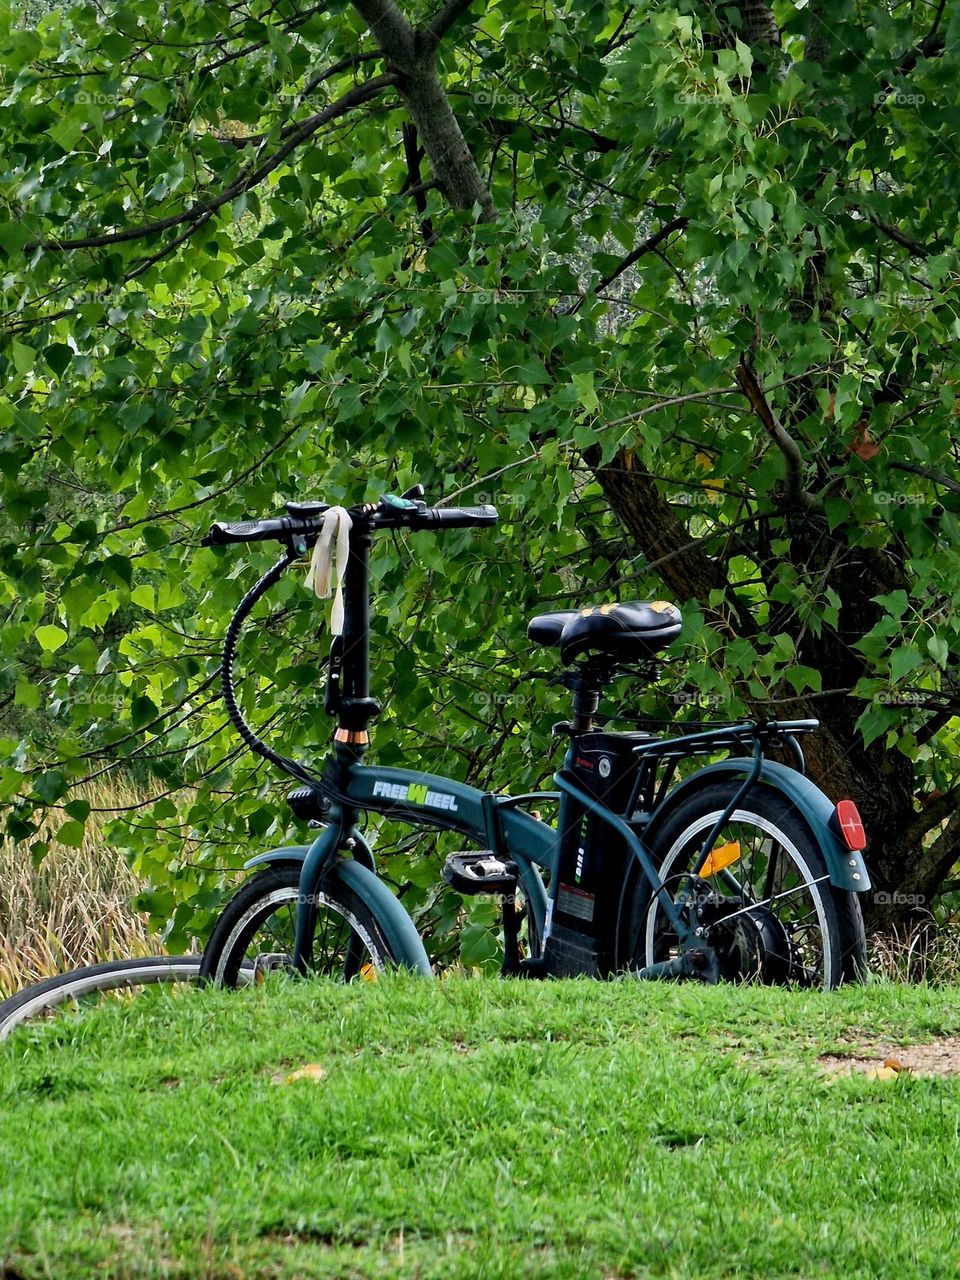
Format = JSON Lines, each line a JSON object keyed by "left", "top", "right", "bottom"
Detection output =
{"left": 3, "top": 978, "right": 960, "bottom": 1279}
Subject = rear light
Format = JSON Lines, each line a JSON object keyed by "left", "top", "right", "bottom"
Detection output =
{"left": 834, "top": 799, "right": 866, "bottom": 851}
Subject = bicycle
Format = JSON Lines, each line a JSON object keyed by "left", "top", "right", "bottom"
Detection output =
{"left": 196, "top": 485, "right": 870, "bottom": 991}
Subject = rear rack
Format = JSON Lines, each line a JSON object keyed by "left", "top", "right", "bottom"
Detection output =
{"left": 621, "top": 719, "right": 819, "bottom": 822}
{"left": 630, "top": 718, "right": 818, "bottom": 760}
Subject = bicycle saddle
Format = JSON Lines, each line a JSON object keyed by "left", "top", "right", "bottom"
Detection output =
{"left": 527, "top": 600, "right": 682, "bottom": 665}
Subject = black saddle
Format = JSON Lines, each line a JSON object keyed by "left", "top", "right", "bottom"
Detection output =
{"left": 528, "top": 601, "right": 682, "bottom": 665}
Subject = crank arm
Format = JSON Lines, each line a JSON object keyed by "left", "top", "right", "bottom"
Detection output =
{"left": 633, "top": 947, "right": 720, "bottom": 984}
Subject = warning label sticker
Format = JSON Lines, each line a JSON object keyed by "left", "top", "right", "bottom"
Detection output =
{"left": 558, "top": 883, "right": 595, "bottom": 923}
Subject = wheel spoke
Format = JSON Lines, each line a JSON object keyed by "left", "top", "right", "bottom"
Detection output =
{"left": 205, "top": 870, "right": 388, "bottom": 988}
{"left": 642, "top": 802, "right": 841, "bottom": 989}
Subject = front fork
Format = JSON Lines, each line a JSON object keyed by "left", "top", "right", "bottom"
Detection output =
{"left": 289, "top": 816, "right": 351, "bottom": 973}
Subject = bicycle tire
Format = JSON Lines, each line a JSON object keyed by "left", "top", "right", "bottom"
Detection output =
{"left": 0, "top": 955, "right": 236, "bottom": 1042}
{"left": 627, "top": 780, "right": 866, "bottom": 989}
{"left": 198, "top": 862, "right": 405, "bottom": 986}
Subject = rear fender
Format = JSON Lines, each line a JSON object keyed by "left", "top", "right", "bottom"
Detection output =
{"left": 647, "top": 759, "right": 871, "bottom": 892}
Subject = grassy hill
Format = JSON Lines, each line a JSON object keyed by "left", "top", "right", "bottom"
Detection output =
{"left": 2, "top": 976, "right": 960, "bottom": 1279}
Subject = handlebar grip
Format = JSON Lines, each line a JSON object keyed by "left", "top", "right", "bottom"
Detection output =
{"left": 202, "top": 518, "right": 295, "bottom": 546}
{"left": 415, "top": 505, "right": 499, "bottom": 528}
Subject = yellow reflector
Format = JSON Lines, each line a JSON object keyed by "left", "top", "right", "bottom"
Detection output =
{"left": 699, "top": 841, "right": 741, "bottom": 877}
{"left": 360, "top": 962, "right": 378, "bottom": 983}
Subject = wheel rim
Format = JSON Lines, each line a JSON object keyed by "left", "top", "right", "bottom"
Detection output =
{"left": 644, "top": 809, "right": 832, "bottom": 987}
{"left": 213, "top": 886, "right": 385, "bottom": 986}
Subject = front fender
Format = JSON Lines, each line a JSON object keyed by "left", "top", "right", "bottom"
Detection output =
{"left": 649, "top": 759, "right": 871, "bottom": 892}
{"left": 242, "top": 845, "right": 431, "bottom": 976}
{"left": 244, "top": 844, "right": 312, "bottom": 871}
{"left": 337, "top": 860, "right": 433, "bottom": 977}
{"left": 244, "top": 827, "right": 377, "bottom": 873}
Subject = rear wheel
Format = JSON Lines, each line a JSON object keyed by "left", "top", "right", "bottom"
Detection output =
{"left": 631, "top": 781, "right": 866, "bottom": 989}
{"left": 199, "top": 862, "right": 403, "bottom": 987}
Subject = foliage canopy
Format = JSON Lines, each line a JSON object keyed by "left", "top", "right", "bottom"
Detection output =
{"left": 2, "top": 0, "right": 960, "bottom": 945}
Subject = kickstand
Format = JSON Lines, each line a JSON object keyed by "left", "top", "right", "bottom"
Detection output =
{"left": 501, "top": 894, "right": 522, "bottom": 975}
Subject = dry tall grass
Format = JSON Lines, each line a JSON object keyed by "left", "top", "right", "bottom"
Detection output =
{"left": 0, "top": 780, "right": 165, "bottom": 999}
{"left": 868, "top": 921, "right": 960, "bottom": 985}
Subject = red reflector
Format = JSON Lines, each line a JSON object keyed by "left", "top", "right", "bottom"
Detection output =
{"left": 835, "top": 799, "right": 866, "bottom": 851}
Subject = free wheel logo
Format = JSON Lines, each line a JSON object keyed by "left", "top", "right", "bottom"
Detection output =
{"left": 372, "top": 779, "right": 459, "bottom": 812}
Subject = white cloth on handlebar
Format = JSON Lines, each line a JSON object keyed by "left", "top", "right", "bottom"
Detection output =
{"left": 304, "top": 506, "right": 352, "bottom": 635}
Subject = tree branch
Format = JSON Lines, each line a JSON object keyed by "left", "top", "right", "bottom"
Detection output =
{"left": 567, "top": 216, "right": 688, "bottom": 316}
{"left": 351, "top": 0, "right": 494, "bottom": 215}
{"left": 401, "top": 121, "right": 435, "bottom": 245}
{"left": 195, "top": 2, "right": 332, "bottom": 78}
{"left": 868, "top": 215, "right": 933, "bottom": 260}
{"left": 735, "top": 358, "right": 822, "bottom": 513}
{"left": 422, "top": 0, "right": 475, "bottom": 50}
{"left": 26, "top": 75, "right": 398, "bottom": 253}
{"left": 467, "top": 105, "right": 619, "bottom": 155}
{"left": 350, "top": 0, "right": 415, "bottom": 61}
{"left": 100, "top": 419, "right": 308, "bottom": 537}
{"left": 218, "top": 52, "right": 384, "bottom": 148}
{"left": 888, "top": 460, "right": 960, "bottom": 496}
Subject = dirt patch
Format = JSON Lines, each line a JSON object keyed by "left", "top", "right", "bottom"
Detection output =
{"left": 818, "top": 1036, "right": 960, "bottom": 1078}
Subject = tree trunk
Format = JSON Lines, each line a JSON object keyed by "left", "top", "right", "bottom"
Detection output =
{"left": 350, "top": 0, "right": 495, "bottom": 217}
{"left": 396, "top": 47, "right": 495, "bottom": 217}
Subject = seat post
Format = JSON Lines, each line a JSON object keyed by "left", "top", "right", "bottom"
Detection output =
{"left": 568, "top": 661, "right": 609, "bottom": 732}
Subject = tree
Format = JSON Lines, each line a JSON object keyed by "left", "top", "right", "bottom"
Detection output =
{"left": 2, "top": 0, "right": 959, "bottom": 947}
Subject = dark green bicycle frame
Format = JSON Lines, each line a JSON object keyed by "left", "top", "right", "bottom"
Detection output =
{"left": 218, "top": 508, "right": 869, "bottom": 981}
{"left": 246, "top": 726, "right": 870, "bottom": 976}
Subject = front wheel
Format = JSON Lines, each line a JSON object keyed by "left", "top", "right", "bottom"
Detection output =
{"left": 630, "top": 781, "right": 866, "bottom": 990}
{"left": 199, "top": 862, "right": 405, "bottom": 987}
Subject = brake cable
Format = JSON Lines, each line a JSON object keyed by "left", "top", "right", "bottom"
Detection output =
{"left": 221, "top": 548, "right": 323, "bottom": 789}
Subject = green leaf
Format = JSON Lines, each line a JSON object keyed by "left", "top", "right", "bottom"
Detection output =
{"left": 571, "top": 371, "right": 599, "bottom": 414}
{"left": 14, "top": 678, "right": 41, "bottom": 710}
{"left": 747, "top": 198, "right": 773, "bottom": 231}
{"left": 34, "top": 771, "right": 69, "bottom": 804}
{"left": 56, "top": 820, "right": 87, "bottom": 848}
{"left": 35, "top": 625, "right": 68, "bottom": 652}
{"left": 888, "top": 645, "right": 923, "bottom": 682}
{"left": 928, "top": 635, "right": 949, "bottom": 668}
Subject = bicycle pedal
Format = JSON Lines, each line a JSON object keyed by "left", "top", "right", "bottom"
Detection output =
{"left": 442, "top": 852, "right": 518, "bottom": 895}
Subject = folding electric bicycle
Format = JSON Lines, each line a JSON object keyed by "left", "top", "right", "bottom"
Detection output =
{"left": 196, "top": 486, "right": 870, "bottom": 991}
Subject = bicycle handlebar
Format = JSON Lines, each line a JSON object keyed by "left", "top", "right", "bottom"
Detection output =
{"left": 203, "top": 517, "right": 310, "bottom": 546}
{"left": 203, "top": 490, "right": 499, "bottom": 784}
{"left": 201, "top": 496, "right": 498, "bottom": 547}
{"left": 408, "top": 505, "right": 498, "bottom": 529}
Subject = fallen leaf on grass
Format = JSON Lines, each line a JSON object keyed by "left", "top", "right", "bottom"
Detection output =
{"left": 273, "top": 1063, "right": 327, "bottom": 1084}
{"left": 863, "top": 1065, "right": 900, "bottom": 1082}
